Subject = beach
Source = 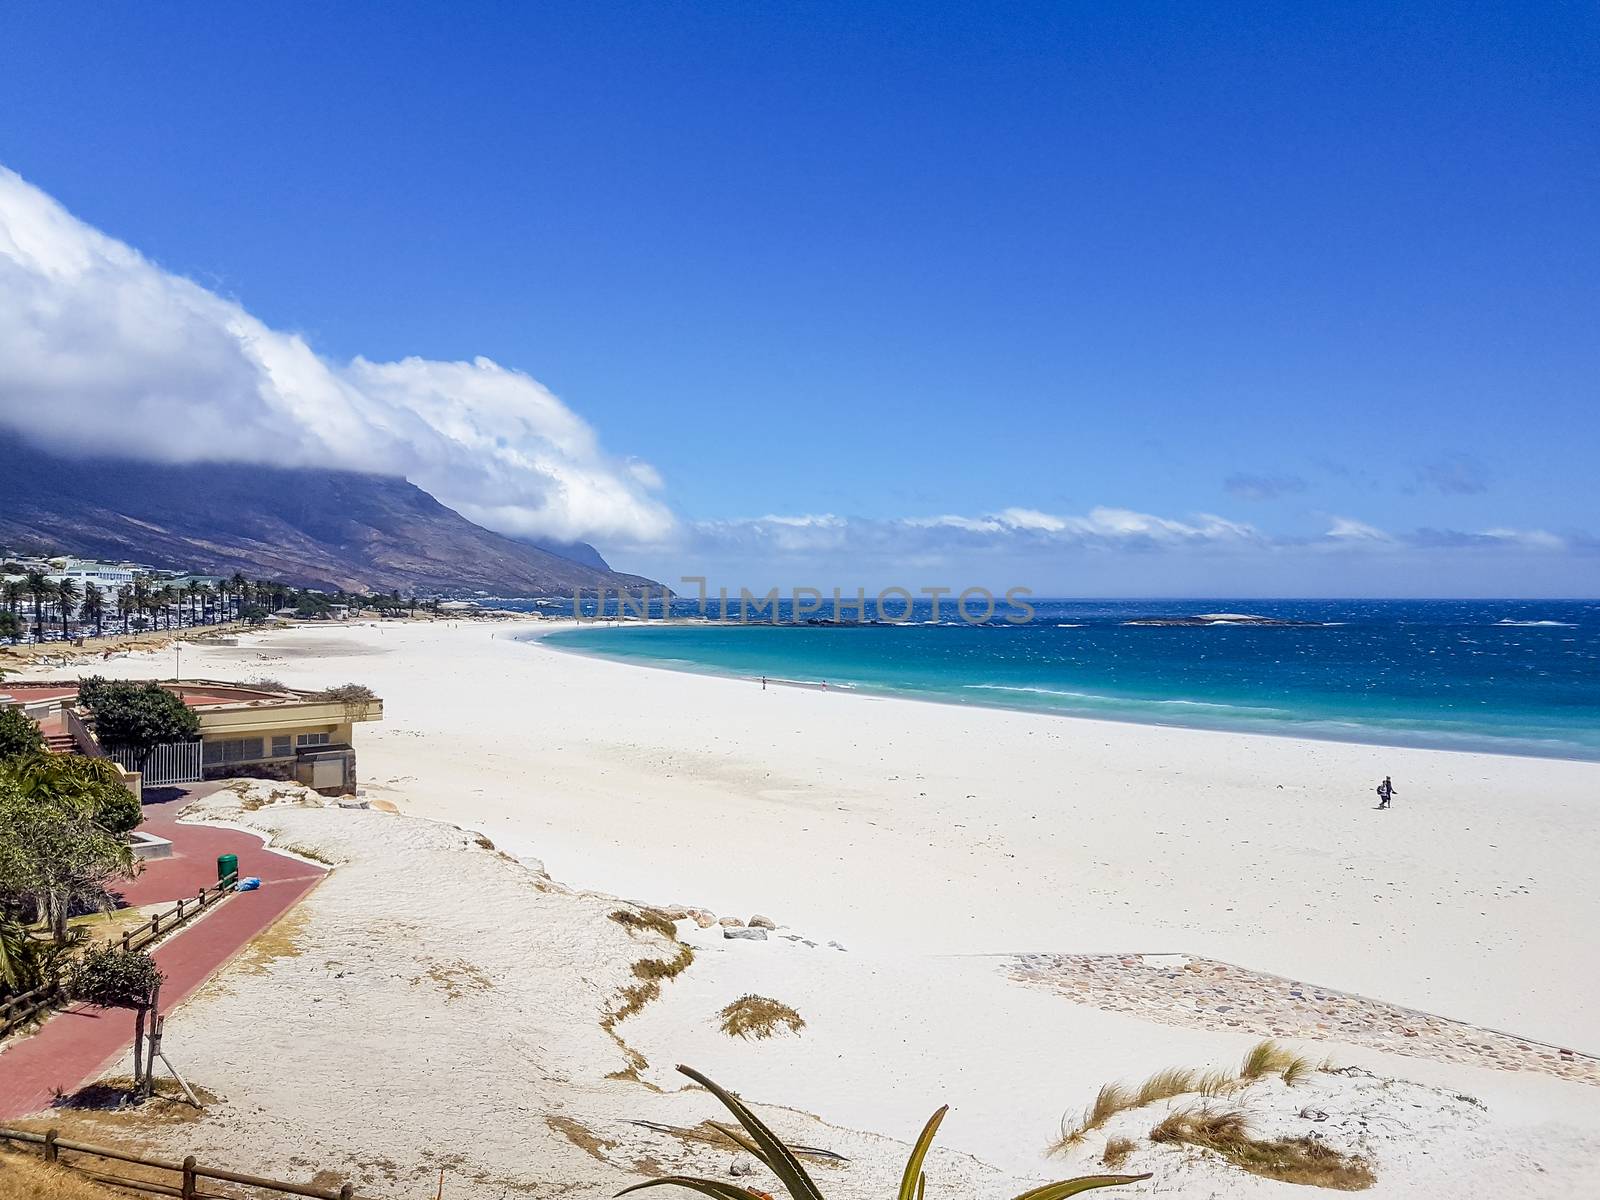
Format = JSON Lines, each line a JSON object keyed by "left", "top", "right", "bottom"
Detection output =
{"left": 140, "top": 618, "right": 1598, "bottom": 1045}
{"left": 22, "top": 617, "right": 1600, "bottom": 1196}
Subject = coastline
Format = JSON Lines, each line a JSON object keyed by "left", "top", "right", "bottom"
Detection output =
{"left": 48, "top": 618, "right": 1600, "bottom": 1052}
{"left": 21, "top": 617, "right": 1600, "bottom": 1196}
{"left": 538, "top": 619, "right": 1600, "bottom": 763}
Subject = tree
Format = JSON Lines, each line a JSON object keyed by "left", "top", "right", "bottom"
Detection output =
{"left": 81, "top": 582, "right": 106, "bottom": 636}
{"left": 0, "top": 783, "right": 133, "bottom": 940}
{"left": 116, "top": 584, "right": 134, "bottom": 633}
{"left": 55, "top": 576, "right": 79, "bottom": 639}
{"left": 68, "top": 944, "right": 167, "bottom": 1095}
{"left": 24, "top": 571, "right": 50, "bottom": 641}
{"left": 0, "top": 609, "right": 19, "bottom": 641}
{"left": 76, "top": 677, "right": 200, "bottom": 761}
{"left": 1, "top": 752, "right": 143, "bottom": 835}
{"left": 0, "top": 707, "right": 45, "bottom": 761}
{"left": 0, "top": 915, "right": 76, "bottom": 998}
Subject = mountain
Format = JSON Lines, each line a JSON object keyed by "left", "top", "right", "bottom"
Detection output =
{"left": 0, "top": 433, "right": 663, "bottom": 596}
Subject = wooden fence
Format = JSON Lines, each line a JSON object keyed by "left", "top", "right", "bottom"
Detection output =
{"left": 0, "top": 1126, "right": 368, "bottom": 1199}
{"left": 0, "top": 981, "right": 62, "bottom": 1039}
{"left": 0, "top": 872, "right": 237, "bottom": 1040}
{"left": 118, "top": 871, "right": 239, "bottom": 955}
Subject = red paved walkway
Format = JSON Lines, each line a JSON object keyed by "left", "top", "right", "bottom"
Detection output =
{"left": 0, "top": 787, "right": 326, "bottom": 1118}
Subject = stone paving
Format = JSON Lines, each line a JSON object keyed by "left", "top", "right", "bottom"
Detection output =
{"left": 1008, "top": 952, "right": 1600, "bottom": 1086}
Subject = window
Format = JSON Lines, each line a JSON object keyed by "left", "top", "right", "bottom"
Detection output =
{"left": 203, "top": 737, "right": 265, "bottom": 764}
{"left": 271, "top": 735, "right": 292, "bottom": 758}
{"left": 296, "top": 732, "right": 331, "bottom": 748}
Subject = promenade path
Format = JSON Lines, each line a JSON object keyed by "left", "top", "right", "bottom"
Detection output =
{"left": 0, "top": 784, "right": 324, "bottom": 1118}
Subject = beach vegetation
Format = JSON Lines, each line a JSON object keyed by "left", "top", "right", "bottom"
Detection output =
{"left": 1240, "top": 1040, "right": 1314, "bottom": 1083}
{"left": 1100, "top": 1138, "right": 1137, "bottom": 1169}
{"left": 1051, "top": 1041, "right": 1322, "bottom": 1151}
{"left": 1149, "top": 1106, "right": 1373, "bottom": 1189}
{"left": 718, "top": 994, "right": 805, "bottom": 1040}
{"left": 611, "top": 907, "right": 681, "bottom": 940}
{"left": 619, "top": 1065, "right": 1148, "bottom": 1200}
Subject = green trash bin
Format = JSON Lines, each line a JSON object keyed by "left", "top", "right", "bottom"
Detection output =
{"left": 217, "top": 853, "right": 238, "bottom": 885}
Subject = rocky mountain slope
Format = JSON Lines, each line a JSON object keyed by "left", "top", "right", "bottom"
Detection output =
{"left": 0, "top": 434, "right": 661, "bottom": 595}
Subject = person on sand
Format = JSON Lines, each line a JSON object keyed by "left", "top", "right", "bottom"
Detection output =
{"left": 1376, "top": 776, "right": 1397, "bottom": 809}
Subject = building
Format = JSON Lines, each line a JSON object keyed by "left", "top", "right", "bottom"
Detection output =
{"left": 0, "top": 679, "right": 383, "bottom": 795}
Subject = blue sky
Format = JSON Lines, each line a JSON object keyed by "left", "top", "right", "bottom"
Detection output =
{"left": 0, "top": 3, "right": 1595, "bottom": 594}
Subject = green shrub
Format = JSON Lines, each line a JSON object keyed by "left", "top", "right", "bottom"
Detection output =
{"left": 76, "top": 677, "right": 199, "bottom": 758}
{"left": 67, "top": 944, "right": 163, "bottom": 1010}
{"left": 0, "top": 707, "right": 45, "bottom": 761}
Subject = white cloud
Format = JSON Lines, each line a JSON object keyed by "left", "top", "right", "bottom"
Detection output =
{"left": 0, "top": 166, "right": 674, "bottom": 544}
{"left": 1325, "top": 517, "right": 1395, "bottom": 543}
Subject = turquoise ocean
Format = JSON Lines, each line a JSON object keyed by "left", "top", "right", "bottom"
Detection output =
{"left": 531, "top": 599, "right": 1600, "bottom": 761}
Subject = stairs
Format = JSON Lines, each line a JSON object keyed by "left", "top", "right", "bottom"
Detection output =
{"left": 44, "top": 732, "right": 78, "bottom": 754}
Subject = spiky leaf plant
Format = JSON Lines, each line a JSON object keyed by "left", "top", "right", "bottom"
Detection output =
{"left": 618, "top": 1066, "right": 1149, "bottom": 1200}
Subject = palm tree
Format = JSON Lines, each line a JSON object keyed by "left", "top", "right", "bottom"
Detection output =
{"left": 2, "top": 579, "right": 22, "bottom": 620}
{"left": 24, "top": 571, "right": 50, "bottom": 641}
{"left": 54, "top": 577, "right": 79, "bottom": 639}
{"left": 230, "top": 571, "right": 249, "bottom": 620}
{"left": 80, "top": 582, "right": 105, "bottom": 636}
{"left": 185, "top": 580, "right": 202, "bottom": 626}
{"left": 131, "top": 578, "right": 151, "bottom": 629}
{"left": 116, "top": 585, "right": 134, "bottom": 634}
{"left": 198, "top": 583, "right": 216, "bottom": 625}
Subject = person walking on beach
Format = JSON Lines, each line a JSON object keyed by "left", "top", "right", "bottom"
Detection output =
{"left": 1376, "top": 776, "right": 1396, "bottom": 809}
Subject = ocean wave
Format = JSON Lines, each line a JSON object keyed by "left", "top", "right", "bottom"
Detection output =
{"left": 964, "top": 685, "right": 1290, "bottom": 717}
{"left": 966, "top": 684, "right": 1099, "bottom": 699}
{"left": 1494, "top": 619, "right": 1575, "bottom": 627}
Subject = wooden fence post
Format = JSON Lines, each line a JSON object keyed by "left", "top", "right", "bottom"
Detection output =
{"left": 43, "top": 1128, "right": 58, "bottom": 1162}
{"left": 121, "top": 930, "right": 131, "bottom": 952}
{"left": 339, "top": 1184, "right": 355, "bottom": 1200}
{"left": 181, "top": 1154, "right": 197, "bottom": 1200}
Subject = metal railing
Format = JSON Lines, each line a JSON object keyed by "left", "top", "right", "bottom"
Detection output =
{"left": 0, "top": 1126, "right": 368, "bottom": 1199}
{"left": 111, "top": 741, "right": 203, "bottom": 786}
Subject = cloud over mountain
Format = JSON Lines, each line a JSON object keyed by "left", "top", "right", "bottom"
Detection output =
{"left": 0, "top": 166, "right": 674, "bottom": 545}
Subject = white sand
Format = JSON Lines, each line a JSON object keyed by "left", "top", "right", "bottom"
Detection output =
{"left": 43, "top": 619, "right": 1600, "bottom": 1197}
{"left": 86, "top": 618, "right": 1596, "bottom": 1049}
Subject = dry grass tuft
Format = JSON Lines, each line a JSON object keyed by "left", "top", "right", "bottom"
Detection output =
{"left": 1151, "top": 1106, "right": 1374, "bottom": 1190}
{"left": 632, "top": 943, "right": 694, "bottom": 983}
{"left": 1101, "top": 1137, "right": 1138, "bottom": 1169}
{"left": 1240, "top": 1039, "right": 1313, "bottom": 1082}
{"left": 718, "top": 994, "right": 806, "bottom": 1040}
{"left": 1052, "top": 1082, "right": 1134, "bottom": 1150}
{"left": 0, "top": 1148, "right": 132, "bottom": 1200}
{"left": 1052, "top": 1041, "right": 1321, "bottom": 1153}
{"left": 1135, "top": 1067, "right": 1203, "bottom": 1107}
{"left": 610, "top": 908, "right": 680, "bottom": 941}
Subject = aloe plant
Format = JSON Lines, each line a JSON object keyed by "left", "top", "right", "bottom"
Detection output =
{"left": 618, "top": 1066, "right": 1150, "bottom": 1200}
